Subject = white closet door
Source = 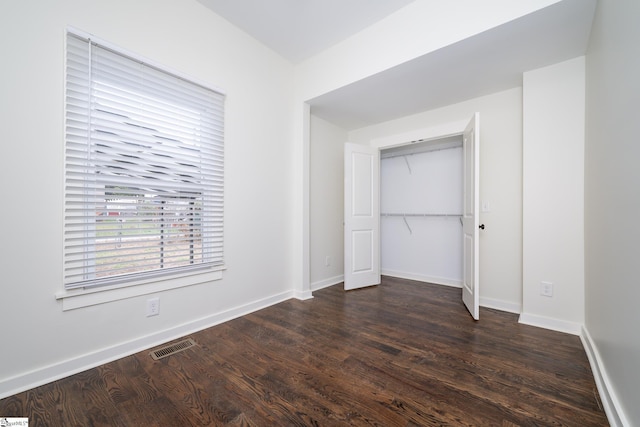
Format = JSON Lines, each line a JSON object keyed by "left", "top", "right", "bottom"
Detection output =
{"left": 462, "top": 113, "right": 480, "bottom": 320}
{"left": 344, "top": 143, "right": 380, "bottom": 290}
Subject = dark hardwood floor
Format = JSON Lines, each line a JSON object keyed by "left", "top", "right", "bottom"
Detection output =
{"left": 1, "top": 277, "right": 608, "bottom": 426}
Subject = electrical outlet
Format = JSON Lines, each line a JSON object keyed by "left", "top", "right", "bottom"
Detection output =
{"left": 325, "top": 256, "right": 331, "bottom": 267}
{"left": 147, "top": 297, "right": 160, "bottom": 317}
{"left": 540, "top": 281, "right": 553, "bottom": 297}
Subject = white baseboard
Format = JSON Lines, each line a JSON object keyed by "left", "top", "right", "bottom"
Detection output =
{"left": 479, "top": 297, "right": 521, "bottom": 314}
{"left": 292, "top": 289, "right": 314, "bottom": 300}
{"left": 518, "top": 312, "right": 582, "bottom": 335}
{"left": 0, "top": 290, "right": 295, "bottom": 400}
{"left": 580, "top": 326, "right": 629, "bottom": 427}
{"left": 311, "top": 275, "right": 344, "bottom": 292}
{"left": 381, "top": 270, "right": 462, "bottom": 288}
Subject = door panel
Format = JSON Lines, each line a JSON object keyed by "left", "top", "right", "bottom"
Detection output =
{"left": 352, "top": 230, "right": 373, "bottom": 272}
{"left": 344, "top": 143, "right": 380, "bottom": 290}
{"left": 352, "top": 153, "right": 373, "bottom": 216}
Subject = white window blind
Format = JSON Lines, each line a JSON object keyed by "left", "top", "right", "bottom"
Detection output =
{"left": 64, "top": 31, "right": 225, "bottom": 290}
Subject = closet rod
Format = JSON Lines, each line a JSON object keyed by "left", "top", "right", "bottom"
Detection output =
{"left": 381, "top": 213, "right": 462, "bottom": 217}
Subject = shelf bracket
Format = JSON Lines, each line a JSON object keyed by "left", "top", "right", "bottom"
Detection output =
{"left": 403, "top": 215, "right": 412, "bottom": 235}
{"left": 403, "top": 155, "right": 412, "bottom": 174}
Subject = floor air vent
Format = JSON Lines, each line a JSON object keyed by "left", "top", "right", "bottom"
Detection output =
{"left": 150, "top": 338, "right": 197, "bottom": 360}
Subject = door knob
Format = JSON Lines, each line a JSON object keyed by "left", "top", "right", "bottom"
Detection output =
{"left": 479, "top": 224, "right": 485, "bottom": 230}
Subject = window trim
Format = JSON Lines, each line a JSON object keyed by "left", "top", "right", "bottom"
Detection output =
{"left": 56, "top": 267, "right": 224, "bottom": 311}
{"left": 62, "top": 27, "right": 226, "bottom": 300}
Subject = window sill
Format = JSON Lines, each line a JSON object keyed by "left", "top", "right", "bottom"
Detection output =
{"left": 55, "top": 267, "right": 225, "bottom": 311}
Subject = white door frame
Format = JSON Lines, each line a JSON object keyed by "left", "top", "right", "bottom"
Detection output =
{"left": 369, "top": 121, "right": 470, "bottom": 152}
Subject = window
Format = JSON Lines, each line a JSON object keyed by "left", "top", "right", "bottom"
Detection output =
{"left": 64, "top": 30, "right": 225, "bottom": 290}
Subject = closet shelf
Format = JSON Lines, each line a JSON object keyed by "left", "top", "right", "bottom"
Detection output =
{"left": 382, "top": 213, "right": 463, "bottom": 234}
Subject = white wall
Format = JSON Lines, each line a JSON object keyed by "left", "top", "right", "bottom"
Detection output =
{"left": 296, "top": 0, "right": 560, "bottom": 102}
{"left": 0, "top": 0, "right": 295, "bottom": 397}
{"left": 309, "top": 115, "right": 347, "bottom": 289}
{"left": 584, "top": 0, "right": 640, "bottom": 424}
{"left": 521, "top": 57, "right": 585, "bottom": 335}
{"left": 348, "top": 88, "right": 523, "bottom": 313}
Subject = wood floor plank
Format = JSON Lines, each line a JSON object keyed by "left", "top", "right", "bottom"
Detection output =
{"left": 0, "top": 277, "right": 608, "bottom": 426}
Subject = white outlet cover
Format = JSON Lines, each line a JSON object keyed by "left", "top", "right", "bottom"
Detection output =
{"left": 540, "top": 281, "right": 553, "bottom": 297}
{"left": 147, "top": 297, "right": 160, "bottom": 316}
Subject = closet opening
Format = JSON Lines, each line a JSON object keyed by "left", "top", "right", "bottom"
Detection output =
{"left": 344, "top": 113, "right": 479, "bottom": 317}
{"left": 380, "top": 134, "right": 464, "bottom": 288}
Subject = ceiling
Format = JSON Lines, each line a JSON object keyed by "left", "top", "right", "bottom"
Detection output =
{"left": 197, "top": 0, "right": 416, "bottom": 63}
{"left": 198, "top": 0, "right": 596, "bottom": 131}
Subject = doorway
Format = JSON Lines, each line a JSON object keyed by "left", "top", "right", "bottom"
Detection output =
{"left": 343, "top": 113, "right": 480, "bottom": 319}
{"left": 380, "top": 135, "right": 463, "bottom": 287}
